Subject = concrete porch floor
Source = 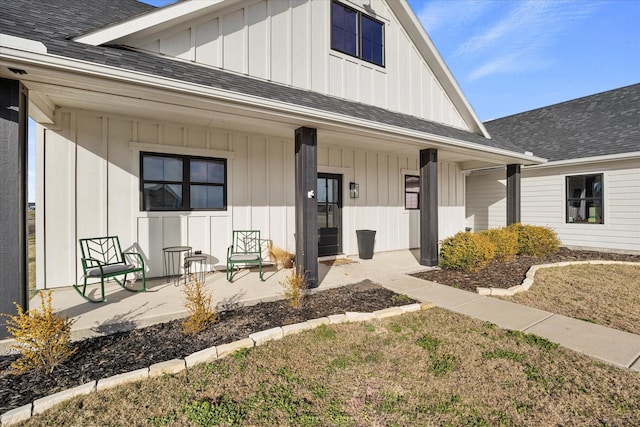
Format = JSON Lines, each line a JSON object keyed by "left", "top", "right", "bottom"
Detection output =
{"left": 29, "top": 249, "right": 430, "bottom": 342}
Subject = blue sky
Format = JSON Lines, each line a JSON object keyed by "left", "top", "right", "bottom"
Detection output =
{"left": 27, "top": 0, "right": 640, "bottom": 201}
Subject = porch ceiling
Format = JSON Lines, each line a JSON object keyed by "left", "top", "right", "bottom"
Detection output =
{"left": 1, "top": 60, "right": 536, "bottom": 170}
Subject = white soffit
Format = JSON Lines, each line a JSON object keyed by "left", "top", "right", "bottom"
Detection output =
{"left": 73, "top": 0, "right": 234, "bottom": 46}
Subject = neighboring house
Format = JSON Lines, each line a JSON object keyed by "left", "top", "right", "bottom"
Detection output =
{"left": 466, "top": 84, "right": 640, "bottom": 253}
{"left": 0, "top": 0, "right": 543, "bottom": 304}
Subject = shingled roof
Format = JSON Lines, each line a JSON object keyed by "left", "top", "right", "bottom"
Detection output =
{"left": 485, "top": 84, "right": 640, "bottom": 162}
{"left": 0, "top": 0, "right": 532, "bottom": 157}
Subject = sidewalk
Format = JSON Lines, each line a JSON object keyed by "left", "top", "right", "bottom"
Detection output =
{"left": 4, "top": 249, "right": 639, "bottom": 371}
{"left": 376, "top": 268, "right": 640, "bottom": 372}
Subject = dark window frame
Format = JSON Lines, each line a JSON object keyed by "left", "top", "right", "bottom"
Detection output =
{"left": 331, "top": 0, "right": 385, "bottom": 67}
{"left": 140, "top": 152, "right": 227, "bottom": 212}
{"left": 565, "top": 173, "right": 604, "bottom": 224}
{"left": 404, "top": 174, "right": 420, "bottom": 210}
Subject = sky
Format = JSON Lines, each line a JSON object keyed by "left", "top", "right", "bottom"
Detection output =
{"left": 27, "top": 0, "right": 640, "bottom": 202}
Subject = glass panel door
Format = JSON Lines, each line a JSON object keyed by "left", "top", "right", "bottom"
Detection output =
{"left": 317, "top": 173, "right": 342, "bottom": 257}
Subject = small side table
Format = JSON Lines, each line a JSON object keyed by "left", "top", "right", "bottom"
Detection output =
{"left": 184, "top": 255, "right": 208, "bottom": 284}
{"left": 163, "top": 246, "right": 192, "bottom": 285}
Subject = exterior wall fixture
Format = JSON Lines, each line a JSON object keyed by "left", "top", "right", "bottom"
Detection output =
{"left": 350, "top": 182, "right": 359, "bottom": 198}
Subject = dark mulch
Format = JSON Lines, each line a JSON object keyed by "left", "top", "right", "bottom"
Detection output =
{"left": 0, "top": 280, "right": 416, "bottom": 414}
{"left": 412, "top": 247, "right": 640, "bottom": 293}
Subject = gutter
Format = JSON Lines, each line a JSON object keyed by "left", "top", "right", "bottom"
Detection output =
{"left": 1, "top": 37, "right": 544, "bottom": 165}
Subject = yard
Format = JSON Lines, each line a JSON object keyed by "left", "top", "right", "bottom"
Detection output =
{"left": 18, "top": 308, "right": 640, "bottom": 426}
{"left": 4, "top": 249, "right": 640, "bottom": 426}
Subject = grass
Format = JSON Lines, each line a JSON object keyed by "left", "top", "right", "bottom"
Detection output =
{"left": 21, "top": 308, "right": 640, "bottom": 426}
{"left": 504, "top": 264, "right": 640, "bottom": 335}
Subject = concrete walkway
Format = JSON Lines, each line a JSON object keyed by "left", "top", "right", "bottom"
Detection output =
{"left": 3, "top": 249, "right": 639, "bottom": 371}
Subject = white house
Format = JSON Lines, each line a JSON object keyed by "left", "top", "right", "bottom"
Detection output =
{"left": 466, "top": 84, "right": 640, "bottom": 253}
{"left": 0, "top": 0, "right": 544, "bottom": 326}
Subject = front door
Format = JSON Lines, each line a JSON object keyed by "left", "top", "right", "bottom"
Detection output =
{"left": 317, "top": 173, "right": 342, "bottom": 257}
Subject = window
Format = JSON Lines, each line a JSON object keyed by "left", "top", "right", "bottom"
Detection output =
{"left": 331, "top": 1, "right": 384, "bottom": 67}
{"left": 404, "top": 175, "right": 419, "bottom": 209}
{"left": 566, "top": 174, "right": 603, "bottom": 224}
{"left": 141, "top": 152, "right": 226, "bottom": 211}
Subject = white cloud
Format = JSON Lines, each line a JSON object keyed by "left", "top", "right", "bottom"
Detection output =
{"left": 416, "top": 0, "right": 494, "bottom": 34}
{"left": 453, "top": 0, "right": 600, "bottom": 80}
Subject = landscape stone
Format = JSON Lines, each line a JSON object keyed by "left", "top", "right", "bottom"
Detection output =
{"left": 217, "top": 338, "right": 254, "bottom": 358}
{"left": 96, "top": 368, "right": 149, "bottom": 391}
{"left": 149, "top": 359, "right": 186, "bottom": 377}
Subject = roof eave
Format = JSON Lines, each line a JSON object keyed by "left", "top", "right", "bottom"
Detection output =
{"left": 387, "top": 0, "right": 490, "bottom": 139}
{"left": 2, "top": 43, "right": 539, "bottom": 165}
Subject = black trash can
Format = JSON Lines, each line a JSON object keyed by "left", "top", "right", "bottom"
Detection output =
{"left": 356, "top": 229, "right": 376, "bottom": 259}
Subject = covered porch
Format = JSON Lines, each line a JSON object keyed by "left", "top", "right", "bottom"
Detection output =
{"left": 10, "top": 249, "right": 428, "bottom": 346}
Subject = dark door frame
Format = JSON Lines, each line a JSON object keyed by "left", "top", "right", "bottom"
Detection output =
{"left": 317, "top": 173, "right": 343, "bottom": 257}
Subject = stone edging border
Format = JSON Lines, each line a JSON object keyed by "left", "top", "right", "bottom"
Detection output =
{"left": 1, "top": 302, "right": 435, "bottom": 426}
{"left": 476, "top": 260, "right": 639, "bottom": 296}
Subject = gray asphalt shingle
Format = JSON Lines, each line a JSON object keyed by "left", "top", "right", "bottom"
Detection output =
{"left": 485, "top": 84, "right": 640, "bottom": 161}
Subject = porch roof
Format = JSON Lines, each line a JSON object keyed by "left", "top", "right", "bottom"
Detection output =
{"left": 1, "top": 0, "right": 544, "bottom": 165}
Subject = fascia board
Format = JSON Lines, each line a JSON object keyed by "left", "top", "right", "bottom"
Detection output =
{"left": 524, "top": 152, "right": 640, "bottom": 170}
{"left": 387, "top": 0, "right": 490, "bottom": 139}
{"left": 0, "top": 33, "right": 47, "bottom": 54}
{"left": 73, "top": 0, "right": 232, "bottom": 46}
{"left": 2, "top": 45, "right": 542, "bottom": 165}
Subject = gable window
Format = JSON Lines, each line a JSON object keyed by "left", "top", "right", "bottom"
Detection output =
{"left": 405, "top": 175, "right": 420, "bottom": 210}
{"left": 141, "top": 152, "right": 226, "bottom": 211}
{"left": 331, "top": 1, "right": 384, "bottom": 67}
{"left": 566, "top": 174, "right": 603, "bottom": 224}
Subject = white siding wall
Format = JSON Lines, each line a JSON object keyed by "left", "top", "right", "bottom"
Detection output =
{"left": 465, "top": 162, "right": 640, "bottom": 252}
{"left": 129, "top": 0, "right": 467, "bottom": 130}
{"left": 37, "top": 109, "right": 467, "bottom": 288}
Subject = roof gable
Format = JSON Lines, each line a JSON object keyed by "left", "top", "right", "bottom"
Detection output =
{"left": 1, "top": 0, "right": 540, "bottom": 166}
{"left": 485, "top": 84, "right": 640, "bottom": 162}
{"left": 70, "top": 0, "right": 488, "bottom": 137}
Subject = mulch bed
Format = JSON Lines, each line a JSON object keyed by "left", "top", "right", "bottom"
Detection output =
{"left": 412, "top": 247, "right": 640, "bottom": 292}
{"left": 0, "top": 280, "right": 415, "bottom": 414}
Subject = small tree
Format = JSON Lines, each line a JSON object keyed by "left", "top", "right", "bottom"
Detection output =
{"left": 3, "top": 291, "right": 77, "bottom": 374}
{"left": 182, "top": 278, "right": 218, "bottom": 335}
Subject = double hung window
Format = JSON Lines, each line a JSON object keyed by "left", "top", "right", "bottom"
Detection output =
{"left": 404, "top": 175, "right": 420, "bottom": 210}
{"left": 141, "top": 152, "right": 226, "bottom": 211}
{"left": 566, "top": 174, "right": 603, "bottom": 223}
{"left": 331, "top": 1, "right": 384, "bottom": 67}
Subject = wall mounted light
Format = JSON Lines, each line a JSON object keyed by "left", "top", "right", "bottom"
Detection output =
{"left": 349, "top": 182, "right": 359, "bottom": 198}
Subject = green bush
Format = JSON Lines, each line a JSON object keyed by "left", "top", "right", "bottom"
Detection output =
{"left": 478, "top": 227, "right": 519, "bottom": 261}
{"left": 506, "top": 223, "right": 560, "bottom": 256}
{"left": 439, "top": 231, "right": 496, "bottom": 272}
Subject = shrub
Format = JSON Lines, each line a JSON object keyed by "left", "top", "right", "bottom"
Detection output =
{"left": 3, "top": 290, "right": 77, "bottom": 374}
{"left": 478, "top": 227, "right": 519, "bottom": 261}
{"left": 182, "top": 278, "right": 218, "bottom": 335}
{"left": 439, "top": 231, "right": 496, "bottom": 272}
{"left": 280, "top": 265, "right": 307, "bottom": 309}
{"left": 507, "top": 223, "right": 560, "bottom": 256}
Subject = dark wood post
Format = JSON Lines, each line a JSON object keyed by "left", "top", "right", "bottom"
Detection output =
{"left": 506, "top": 164, "right": 521, "bottom": 225}
{"left": 295, "top": 127, "right": 318, "bottom": 287}
{"left": 420, "top": 149, "right": 438, "bottom": 266}
{"left": 0, "top": 78, "right": 29, "bottom": 338}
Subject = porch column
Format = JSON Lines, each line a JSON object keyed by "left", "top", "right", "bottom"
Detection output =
{"left": 420, "top": 148, "right": 438, "bottom": 266}
{"left": 0, "top": 78, "right": 29, "bottom": 338}
{"left": 295, "top": 127, "right": 318, "bottom": 288}
{"left": 506, "top": 164, "right": 521, "bottom": 225}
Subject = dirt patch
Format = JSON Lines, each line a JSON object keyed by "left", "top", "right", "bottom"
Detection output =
{"left": 0, "top": 280, "right": 415, "bottom": 414}
{"left": 412, "top": 247, "right": 640, "bottom": 292}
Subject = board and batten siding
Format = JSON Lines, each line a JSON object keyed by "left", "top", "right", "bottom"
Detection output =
{"left": 37, "top": 109, "right": 467, "bottom": 288}
{"left": 465, "top": 161, "right": 640, "bottom": 252}
{"left": 129, "top": 0, "right": 467, "bottom": 131}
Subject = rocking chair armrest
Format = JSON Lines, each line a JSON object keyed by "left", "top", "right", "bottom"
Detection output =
{"left": 122, "top": 251, "right": 145, "bottom": 268}
{"left": 82, "top": 257, "right": 106, "bottom": 271}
